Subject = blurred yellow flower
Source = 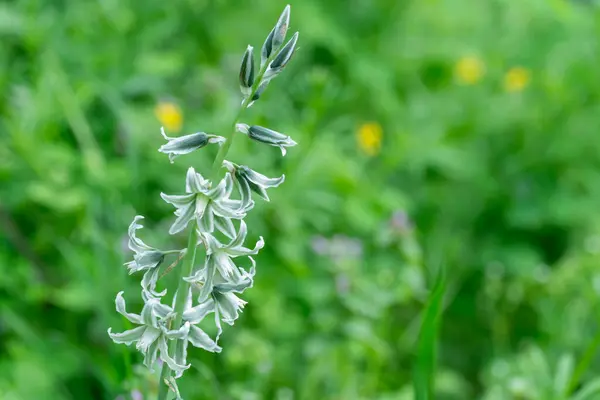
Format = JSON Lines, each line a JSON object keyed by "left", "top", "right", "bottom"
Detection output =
{"left": 454, "top": 56, "right": 485, "bottom": 85}
{"left": 357, "top": 122, "right": 382, "bottom": 156}
{"left": 154, "top": 101, "right": 183, "bottom": 133}
{"left": 504, "top": 67, "right": 530, "bottom": 92}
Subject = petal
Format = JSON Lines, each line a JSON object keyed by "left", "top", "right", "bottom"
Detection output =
{"left": 200, "top": 233, "right": 222, "bottom": 254}
{"left": 211, "top": 199, "right": 246, "bottom": 219}
{"left": 152, "top": 301, "right": 174, "bottom": 319}
{"left": 243, "top": 166, "right": 285, "bottom": 188}
{"left": 108, "top": 326, "right": 146, "bottom": 345}
{"left": 182, "top": 298, "right": 215, "bottom": 324}
{"left": 168, "top": 202, "right": 196, "bottom": 235}
{"left": 136, "top": 326, "right": 161, "bottom": 352}
{"left": 115, "top": 291, "right": 142, "bottom": 324}
{"left": 197, "top": 205, "right": 215, "bottom": 234}
{"left": 141, "top": 300, "right": 159, "bottom": 328}
{"left": 214, "top": 308, "right": 223, "bottom": 342}
{"left": 173, "top": 339, "right": 188, "bottom": 379}
{"left": 222, "top": 160, "right": 237, "bottom": 173}
{"left": 214, "top": 257, "right": 255, "bottom": 293}
{"left": 183, "top": 265, "right": 206, "bottom": 283}
{"left": 228, "top": 236, "right": 265, "bottom": 257}
{"left": 247, "top": 180, "right": 270, "bottom": 201}
{"left": 160, "top": 126, "right": 174, "bottom": 140}
{"left": 236, "top": 175, "right": 253, "bottom": 209}
{"left": 183, "top": 286, "right": 194, "bottom": 312}
{"left": 127, "top": 216, "right": 153, "bottom": 253}
{"left": 235, "top": 123, "right": 250, "bottom": 134}
{"left": 205, "top": 176, "right": 228, "bottom": 199}
{"left": 197, "top": 254, "right": 217, "bottom": 303}
{"left": 214, "top": 291, "right": 247, "bottom": 324}
{"left": 195, "top": 193, "right": 209, "bottom": 215}
{"left": 228, "top": 220, "right": 247, "bottom": 249}
{"left": 142, "top": 339, "right": 160, "bottom": 371}
{"left": 188, "top": 325, "right": 221, "bottom": 352}
{"left": 141, "top": 268, "right": 167, "bottom": 298}
{"left": 163, "top": 321, "right": 191, "bottom": 340}
{"left": 224, "top": 173, "right": 234, "bottom": 198}
{"left": 207, "top": 135, "right": 226, "bottom": 145}
{"left": 214, "top": 253, "right": 239, "bottom": 279}
{"left": 160, "top": 192, "right": 196, "bottom": 208}
{"left": 131, "top": 251, "right": 165, "bottom": 273}
{"left": 213, "top": 277, "right": 253, "bottom": 293}
{"left": 214, "top": 215, "right": 236, "bottom": 239}
{"left": 158, "top": 337, "right": 190, "bottom": 375}
{"left": 185, "top": 167, "right": 207, "bottom": 193}
{"left": 222, "top": 198, "right": 254, "bottom": 214}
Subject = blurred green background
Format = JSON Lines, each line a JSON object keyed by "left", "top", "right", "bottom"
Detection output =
{"left": 2, "top": 0, "right": 600, "bottom": 399}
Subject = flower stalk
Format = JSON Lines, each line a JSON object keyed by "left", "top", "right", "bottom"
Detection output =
{"left": 108, "top": 5, "right": 300, "bottom": 400}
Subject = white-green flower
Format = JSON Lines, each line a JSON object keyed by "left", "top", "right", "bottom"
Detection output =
{"left": 186, "top": 222, "right": 263, "bottom": 302}
{"left": 159, "top": 127, "right": 225, "bottom": 163}
{"left": 108, "top": 291, "right": 221, "bottom": 378}
{"left": 185, "top": 255, "right": 256, "bottom": 340}
{"left": 161, "top": 167, "right": 252, "bottom": 237}
{"left": 236, "top": 123, "right": 297, "bottom": 156}
{"left": 212, "top": 257, "right": 255, "bottom": 325}
{"left": 126, "top": 216, "right": 183, "bottom": 297}
{"left": 223, "top": 160, "right": 285, "bottom": 207}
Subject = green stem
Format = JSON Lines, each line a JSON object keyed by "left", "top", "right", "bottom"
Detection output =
{"left": 157, "top": 228, "right": 198, "bottom": 400}
{"left": 163, "top": 249, "right": 184, "bottom": 255}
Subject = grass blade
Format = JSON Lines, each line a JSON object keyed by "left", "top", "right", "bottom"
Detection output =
{"left": 413, "top": 266, "right": 446, "bottom": 400}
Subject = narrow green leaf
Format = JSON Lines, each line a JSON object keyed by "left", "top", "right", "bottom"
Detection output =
{"left": 571, "top": 378, "right": 600, "bottom": 400}
{"left": 413, "top": 266, "right": 446, "bottom": 400}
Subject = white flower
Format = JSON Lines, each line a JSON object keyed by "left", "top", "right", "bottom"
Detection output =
{"left": 186, "top": 221, "right": 263, "bottom": 301}
{"left": 125, "top": 216, "right": 183, "bottom": 297}
{"left": 183, "top": 222, "right": 261, "bottom": 339}
{"left": 159, "top": 128, "right": 225, "bottom": 163}
{"left": 184, "top": 257, "right": 256, "bottom": 341}
{"left": 223, "top": 160, "right": 285, "bottom": 207}
{"left": 108, "top": 291, "right": 221, "bottom": 378}
{"left": 161, "top": 167, "right": 253, "bottom": 237}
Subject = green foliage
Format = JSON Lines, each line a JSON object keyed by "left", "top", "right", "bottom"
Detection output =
{"left": 2, "top": 0, "right": 600, "bottom": 399}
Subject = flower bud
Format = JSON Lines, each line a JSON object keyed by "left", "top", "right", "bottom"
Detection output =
{"left": 272, "top": 5, "right": 290, "bottom": 50}
{"left": 270, "top": 32, "right": 298, "bottom": 70}
{"left": 159, "top": 128, "right": 225, "bottom": 163}
{"left": 263, "top": 32, "right": 299, "bottom": 80}
{"left": 243, "top": 125, "right": 297, "bottom": 156}
{"left": 239, "top": 45, "right": 255, "bottom": 96}
{"left": 260, "top": 28, "right": 275, "bottom": 67}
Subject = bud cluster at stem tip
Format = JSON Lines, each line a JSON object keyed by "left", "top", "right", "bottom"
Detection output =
{"left": 108, "top": 5, "right": 301, "bottom": 400}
